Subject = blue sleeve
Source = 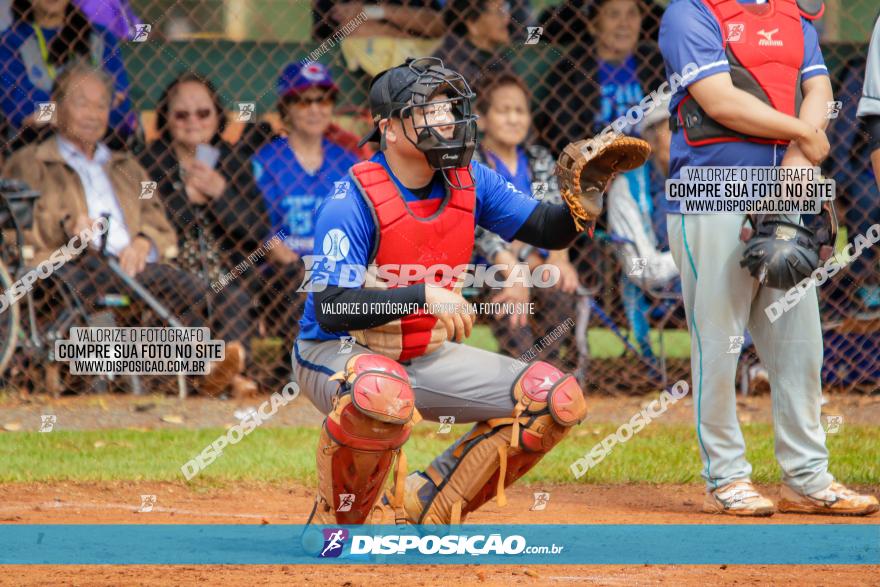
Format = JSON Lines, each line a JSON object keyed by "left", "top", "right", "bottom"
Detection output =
{"left": 99, "top": 27, "right": 135, "bottom": 133}
{"left": 0, "top": 29, "right": 48, "bottom": 128}
{"left": 659, "top": 0, "right": 729, "bottom": 99}
{"left": 311, "top": 181, "right": 375, "bottom": 288}
{"left": 472, "top": 161, "right": 539, "bottom": 241}
{"left": 800, "top": 18, "right": 828, "bottom": 81}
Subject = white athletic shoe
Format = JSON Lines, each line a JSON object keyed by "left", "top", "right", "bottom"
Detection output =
{"left": 778, "top": 482, "right": 880, "bottom": 516}
{"left": 702, "top": 479, "right": 775, "bottom": 517}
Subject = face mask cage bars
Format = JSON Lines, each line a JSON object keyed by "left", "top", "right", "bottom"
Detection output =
{"left": 390, "top": 57, "right": 479, "bottom": 188}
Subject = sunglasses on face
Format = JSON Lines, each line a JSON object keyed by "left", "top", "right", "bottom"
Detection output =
{"left": 286, "top": 94, "right": 334, "bottom": 107}
{"left": 172, "top": 108, "right": 213, "bottom": 121}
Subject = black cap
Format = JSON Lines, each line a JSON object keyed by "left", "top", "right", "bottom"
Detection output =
{"left": 357, "top": 63, "right": 424, "bottom": 147}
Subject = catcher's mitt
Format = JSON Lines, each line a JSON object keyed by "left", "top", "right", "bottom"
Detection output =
{"left": 556, "top": 135, "right": 652, "bottom": 230}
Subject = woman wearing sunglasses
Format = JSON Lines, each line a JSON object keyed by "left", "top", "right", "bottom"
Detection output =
{"left": 248, "top": 61, "right": 360, "bottom": 348}
{"left": 138, "top": 72, "right": 270, "bottom": 397}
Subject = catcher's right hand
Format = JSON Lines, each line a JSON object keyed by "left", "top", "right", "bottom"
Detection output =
{"left": 556, "top": 135, "right": 652, "bottom": 230}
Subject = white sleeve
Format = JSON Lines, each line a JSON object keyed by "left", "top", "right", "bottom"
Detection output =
{"left": 606, "top": 176, "right": 679, "bottom": 291}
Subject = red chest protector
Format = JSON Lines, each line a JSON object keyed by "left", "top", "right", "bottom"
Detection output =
{"left": 675, "top": 0, "right": 821, "bottom": 146}
{"left": 348, "top": 161, "right": 475, "bottom": 361}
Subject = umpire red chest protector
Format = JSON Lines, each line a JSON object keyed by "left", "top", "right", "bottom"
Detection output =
{"left": 348, "top": 161, "right": 475, "bottom": 362}
{"left": 676, "top": 0, "right": 822, "bottom": 146}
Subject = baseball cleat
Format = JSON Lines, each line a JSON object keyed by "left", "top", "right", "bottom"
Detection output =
{"left": 702, "top": 480, "right": 776, "bottom": 517}
{"left": 777, "top": 482, "right": 880, "bottom": 516}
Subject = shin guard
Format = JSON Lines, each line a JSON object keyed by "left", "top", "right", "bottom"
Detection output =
{"left": 308, "top": 353, "right": 419, "bottom": 525}
{"left": 399, "top": 361, "right": 587, "bottom": 525}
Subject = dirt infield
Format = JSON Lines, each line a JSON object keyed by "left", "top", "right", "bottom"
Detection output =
{"left": 1, "top": 481, "right": 877, "bottom": 586}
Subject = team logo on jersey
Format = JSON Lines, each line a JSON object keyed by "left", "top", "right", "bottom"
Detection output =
{"left": 319, "top": 528, "right": 349, "bottom": 558}
{"left": 757, "top": 28, "right": 783, "bottom": 47}
{"left": 323, "top": 229, "right": 350, "bottom": 261}
{"left": 726, "top": 23, "right": 745, "bottom": 43}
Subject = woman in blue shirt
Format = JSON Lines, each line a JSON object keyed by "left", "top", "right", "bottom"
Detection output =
{"left": 250, "top": 61, "right": 360, "bottom": 348}
{"left": 251, "top": 61, "right": 359, "bottom": 264}
{"left": 0, "top": 0, "right": 136, "bottom": 146}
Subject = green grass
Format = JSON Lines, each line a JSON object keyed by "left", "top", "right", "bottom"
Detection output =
{"left": 3, "top": 424, "right": 877, "bottom": 486}
{"left": 465, "top": 325, "right": 692, "bottom": 359}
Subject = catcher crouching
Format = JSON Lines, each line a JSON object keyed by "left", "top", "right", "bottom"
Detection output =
{"left": 292, "top": 57, "right": 649, "bottom": 528}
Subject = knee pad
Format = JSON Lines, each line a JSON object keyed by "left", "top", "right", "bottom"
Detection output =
{"left": 311, "top": 354, "right": 420, "bottom": 525}
{"left": 404, "top": 361, "right": 587, "bottom": 525}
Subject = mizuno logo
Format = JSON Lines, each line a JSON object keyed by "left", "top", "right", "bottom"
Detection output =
{"left": 757, "top": 28, "right": 783, "bottom": 46}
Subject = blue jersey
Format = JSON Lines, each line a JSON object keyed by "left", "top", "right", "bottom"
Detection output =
{"left": 597, "top": 55, "right": 644, "bottom": 128}
{"left": 484, "top": 146, "right": 531, "bottom": 195}
{"left": 298, "top": 151, "right": 540, "bottom": 341}
{"left": 659, "top": 0, "right": 829, "bottom": 212}
{"left": 252, "top": 137, "right": 359, "bottom": 254}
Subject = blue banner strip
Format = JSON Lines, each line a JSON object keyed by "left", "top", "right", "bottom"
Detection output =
{"left": 1, "top": 525, "right": 877, "bottom": 565}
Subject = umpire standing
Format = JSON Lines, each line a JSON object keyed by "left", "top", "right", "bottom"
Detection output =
{"left": 659, "top": 0, "right": 877, "bottom": 516}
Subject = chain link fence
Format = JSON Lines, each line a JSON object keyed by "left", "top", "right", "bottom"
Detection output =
{"left": 0, "top": 0, "right": 877, "bottom": 396}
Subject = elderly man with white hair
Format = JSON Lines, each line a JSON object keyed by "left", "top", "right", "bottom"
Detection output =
{"left": 2, "top": 62, "right": 257, "bottom": 397}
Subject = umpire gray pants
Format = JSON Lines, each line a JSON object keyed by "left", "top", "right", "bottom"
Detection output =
{"left": 293, "top": 338, "right": 522, "bottom": 478}
{"left": 667, "top": 213, "right": 832, "bottom": 495}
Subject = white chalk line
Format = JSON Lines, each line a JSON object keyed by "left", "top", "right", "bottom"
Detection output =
{"left": 0, "top": 501, "right": 288, "bottom": 520}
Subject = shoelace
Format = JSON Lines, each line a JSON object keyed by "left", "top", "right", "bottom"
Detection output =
{"left": 718, "top": 482, "right": 761, "bottom": 504}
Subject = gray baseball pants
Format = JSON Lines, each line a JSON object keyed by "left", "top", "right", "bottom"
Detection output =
{"left": 293, "top": 338, "right": 523, "bottom": 478}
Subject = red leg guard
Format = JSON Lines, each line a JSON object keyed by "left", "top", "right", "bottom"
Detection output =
{"left": 310, "top": 354, "right": 418, "bottom": 525}
{"left": 400, "top": 361, "right": 587, "bottom": 525}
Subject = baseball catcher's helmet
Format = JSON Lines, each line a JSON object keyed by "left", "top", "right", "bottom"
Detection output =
{"left": 739, "top": 204, "right": 837, "bottom": 290}
{"left": 359, "top": 57, "right": 478, "bottom": 186}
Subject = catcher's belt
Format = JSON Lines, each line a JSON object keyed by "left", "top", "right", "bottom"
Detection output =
{"left": 556, "top": 136, "right": 651, "bottom": 231}
{"left": 379, "top": 361, "right": 587, "bottom": 525}
{"left": 308, "top": 353, "right": 421, "bottom": 525}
